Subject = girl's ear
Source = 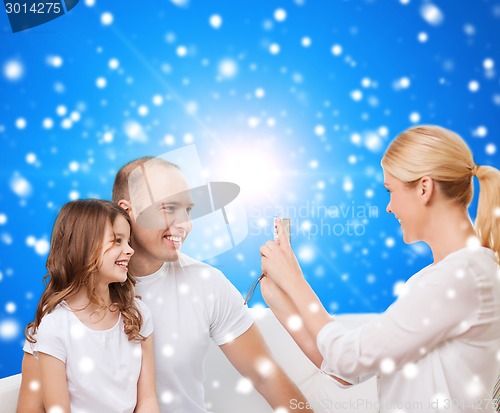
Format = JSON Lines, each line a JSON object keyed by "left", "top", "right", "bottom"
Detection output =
{"left": 419, "top": 176, "right": 434, "bottom": 205}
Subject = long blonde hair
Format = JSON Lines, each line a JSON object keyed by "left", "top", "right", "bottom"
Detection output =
{"left": 26, "top": 199, "right": 145, "bottom": 343}
{"left": 381, "top": 125, "right": 500, "bottom": 260}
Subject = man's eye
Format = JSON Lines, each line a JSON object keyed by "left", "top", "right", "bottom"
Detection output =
{"left": 161, "top": 205, "right": 175, "bottom": 212}
{"left": 186, "top": 207, "right": 192, "bottom": 214}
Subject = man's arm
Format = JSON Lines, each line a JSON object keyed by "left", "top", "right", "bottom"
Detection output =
{"left": 219, "top": 323, "right": 313, "bottom": 412}
{"left": 17, "top": 353, "right": 45, "bottom": 413}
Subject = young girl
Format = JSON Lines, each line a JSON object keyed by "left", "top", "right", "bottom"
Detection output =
{"left": 260, "top": 125, "right": 500, "bottom": 412}
{"left": 19, "top": 199, "right": 159, "bottom": 413}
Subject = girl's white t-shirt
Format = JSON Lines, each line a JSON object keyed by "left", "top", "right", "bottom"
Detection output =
{"left": 25, "top": 298, "right": 153, "bottom": 413}
{"left": 317, "top": 246, "right": 500, "bottom": 412}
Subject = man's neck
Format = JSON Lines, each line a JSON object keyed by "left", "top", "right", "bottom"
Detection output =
{"left": 128, "top": 253, "right": 165, "bottom": 277}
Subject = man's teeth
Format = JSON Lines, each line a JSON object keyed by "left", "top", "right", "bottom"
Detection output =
{"left": 166, "top": 236, "right": 182, "bottom": 242}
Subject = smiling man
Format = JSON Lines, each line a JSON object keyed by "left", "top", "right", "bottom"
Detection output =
{"left": 112, "top": 156, "right": 310, "bottom": 413}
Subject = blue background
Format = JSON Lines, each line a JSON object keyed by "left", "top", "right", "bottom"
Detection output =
{"left": 1, "top": 0, "right": 499, "bottom": 378}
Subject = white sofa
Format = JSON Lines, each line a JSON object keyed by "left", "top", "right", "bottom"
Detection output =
{"left": 0, "top": 309, "right": 378, "bottom": 413}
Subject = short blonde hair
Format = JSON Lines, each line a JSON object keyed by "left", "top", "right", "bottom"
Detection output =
{"left": 381, "top": 125, "right": 500, "bottom": 260}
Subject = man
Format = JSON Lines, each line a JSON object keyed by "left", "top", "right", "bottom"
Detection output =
{"left": 18, "top": 155, "right": 311, "bottom": 413}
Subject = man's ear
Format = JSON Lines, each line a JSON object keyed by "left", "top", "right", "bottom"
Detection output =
{"left": 419, "top": 176, "right": 434, "bottom": 205}
{"left": 118, "top": 199, "right": 132, "bottom": 215}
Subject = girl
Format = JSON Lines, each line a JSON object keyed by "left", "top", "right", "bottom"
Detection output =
{"left": 19, "top": 199, "right": 159, "bottom": 413}
{"left": 260, "top": 125, "right": 500, "bottom": 412}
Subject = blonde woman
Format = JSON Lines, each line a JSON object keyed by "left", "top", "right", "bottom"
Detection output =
{"left": 260, "top": 125, "right": 500, "bottom": 412}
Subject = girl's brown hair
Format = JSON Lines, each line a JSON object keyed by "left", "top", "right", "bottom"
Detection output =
{"left": 26, "top": 199, "right": 144, "bottom": 343}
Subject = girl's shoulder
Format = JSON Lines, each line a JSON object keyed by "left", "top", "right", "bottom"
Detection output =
{"left": 133, "top": 297, "right": 152, "bottom": 317}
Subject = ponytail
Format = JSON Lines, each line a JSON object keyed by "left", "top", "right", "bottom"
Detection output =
{"left": 475, "top": 165, "right": 500, "bottom": 261}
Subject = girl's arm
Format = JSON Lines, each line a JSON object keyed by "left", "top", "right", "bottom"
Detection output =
{"left": 17, "top": 353, "right": 45, "bottom": 413}
{"left": 134, "top": 334, "right": 160, "bottom": 413}
{"left": 38, "top": 353, "right": 70, "bottom": 413}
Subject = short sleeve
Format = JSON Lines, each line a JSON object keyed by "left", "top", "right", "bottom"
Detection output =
{"left": 135, "top": 298, "right": 154, "bottom": 337}
{"left": 23, "top": 338, "right": 35, "bottom": 355}
{"left": 36, "top": 313, "right": 67, "bottom": 363}
{"left": 317, "top": 263, "right": 480, "bottom": 384}
{"left": 208, "top": 269, "right": 254, "bottom": 346}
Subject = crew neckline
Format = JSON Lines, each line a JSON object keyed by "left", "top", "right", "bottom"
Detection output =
{"left": 60, "top": 300, "right": 121, "bottom": 333}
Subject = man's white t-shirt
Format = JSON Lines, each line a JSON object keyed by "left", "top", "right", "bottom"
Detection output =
{"left": 24, "top": 298, "right": 153, "bottom": 413}
{"left": 134, "top": 253, "right": 254, "bottom": 413}
{"left": 317, "top": 246, "right": 500, "bottom": 412}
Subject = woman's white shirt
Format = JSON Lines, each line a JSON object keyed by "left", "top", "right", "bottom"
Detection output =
{"left": 317, "top": 246, "right": 500, "bottom": 412}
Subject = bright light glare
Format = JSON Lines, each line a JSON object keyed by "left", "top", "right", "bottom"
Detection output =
{"left": 214, "top": 143, "right": 283, "bottom": 199}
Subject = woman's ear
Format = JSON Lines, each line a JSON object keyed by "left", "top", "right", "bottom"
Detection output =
{"left": 419, "top": 176, "right": 434, "bottom": 205}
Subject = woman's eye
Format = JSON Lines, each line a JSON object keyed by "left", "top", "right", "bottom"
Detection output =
{"left": 115, "top": 238, "right": 122, "bottom": 244}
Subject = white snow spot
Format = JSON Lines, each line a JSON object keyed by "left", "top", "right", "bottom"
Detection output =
{"left": 46, "top": 55, "right": 63, "bottom": 68}
{"left": 35, "top": 239, "right": 50, "bottom": 255}
{"left": 79, "top": 357, "right": 95, "bottom": 373}
{"left": 485, "top": 143, "right": 496, "bottom": 155}
{"left": 350, "top": 90, "right": 363, "bottom": 101}
{"left": 380, "top": 358, "right": 396, "bottom": 374}
{"left": 483, "top": 58, "right": 494, "bottom": 70}
{"left": 5, "top": 302, "right": 16, "bottom": 314}
{"left": 109, "top": 58, "right": 119, "bottom": 69}
{"left": 0, "top": 214, "right": 6, "bottom": 225}
{"left": 160, "top": 391, "right": 174, "bottom": 404}
{"left": 255, "top": 88, "right": 265, "bottom": 98}
{"left": 101, "top": 12, "right": 114, "bottom": 25}
{"left": 235, "top": 378, "right": 254, "bottom": 394}
{"left": 269, "top": 43, "right": 280, "bottom": 55}
{"left": 0, "top": 320, "right": 20, "bottom": 340}
{"left": 153, "top": 95, "right": 163, "bottom": 106}
{"left": 331, "top": 44, "right": 343, "bottom": 56}
{"left": 218, "top": 59, "right": 238, "bottom": 78}
{"left": 123, "top": 120, "right": 148, "bottom": 143}
{"left": 162, "top": 345, "right": 175, "bottom": 357}
{"left": 176, "top": 45, "right": 188, "bottom": 57}
{"left": 473, "top": 126, "right": 487, "bottom": 138}
{"left": 16, "top": 118, "right": 27, "bottom": 129}
{"left": 42, "top": 118, "right": 54, "bottom": 129}
{"left": 298, "top": 245, "right": 315, "bottom": 263}
{"left": 301, "top": 37, "right": 311, "bottom": 47}
{"left": 468, "top": 80, "right": 479, "bottom": 92}
{"left": 286, "top": 315, "right": 303, "bottom": 331}
{"left": 418, "top": 32, "right": 428, "bottom": 43}
{"left": 209, "top": 14, "right": 222, "bottom": 29}
{"left": 314, "top": 125, "right": 325, "bottom": 136}
{"left": 420, "top": 3, "right": 444, "bottom": 26}
{"left": 274, "top": 8, "right": 287, "bottom": 22}
{"left": 343, "top": 177, "right": 354, "bottom": 192}
{"left": 29, "top": 380, "right": 40, "bottom": 392}
{"left": 409, "top": 112, "right": 421, "bottom": 123}
{"left": 10, "top": 173, "right": 32, "bottom": 197}
{"left": 96, "top": 77, "right": 107, "bottom": 89}
{"left": 403, "top": 362, "right": 418, "bottom": 379}
{"left": 393, "top": 281, "right": 408, "bottom": 297}
{"left": 4, "top": 60, "right": 24, "bottom": 81}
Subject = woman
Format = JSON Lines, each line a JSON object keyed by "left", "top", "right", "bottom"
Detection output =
{"left": 260, "top": 125, "right": 500, "bottom": 412}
